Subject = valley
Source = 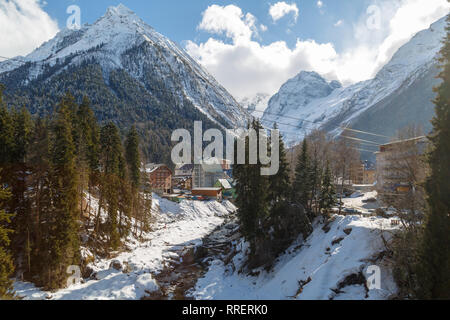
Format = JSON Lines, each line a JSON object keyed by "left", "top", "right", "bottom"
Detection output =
{"left": 0, "top": 2, "right": 448, "bottom": 303}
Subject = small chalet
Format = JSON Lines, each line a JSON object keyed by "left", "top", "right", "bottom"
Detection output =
{"left": 192, "top": 188, "right": 223, "bottom": 201}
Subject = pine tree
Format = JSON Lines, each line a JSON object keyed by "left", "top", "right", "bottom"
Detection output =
{"left": 0, "top": 92, "right": 15, "bottom": 286}
{"left": 74, "top": 97, "right": 100, "bottom": 220}
{"left": 98, "top": 123, "right": 127, "bottom": 249}
{"left": 125, "top": 125, "right": 146, "bottom": 236}
{"left": 41, "top": 102, "right": 80, "bottom": 289}
{"left": 79, "top": 97, "right": 100, "bottom": 223}
{"left": 309, "top": 156, "right": 320, "bottom": 214}
{"left": 125, "top": 125, "right": 141, "bottom": 190}
{"left": 0, "top": 176, "right": 15, "bottom": 299}
{"left": 268, "top": 124, "right": 291, "bottom": 204}
{"left": 100, "top": 123, "right": 125, "bottom": 176}
{"left": 234, "top": 120, "right": 269, "bottom": 253}
{"left": 416, "top": 15, "right": 450, "bottom": 299}
{"left": 27, "top": 118, "right": 52, "bottom": 280}
{"left": 60, "top": 92, "right": 80, "bottom": 146}
{"left": 75, "top": 96, "right": 99, "bottom": 171}
{"left": 0, "top": 85, "right": 14, "bottom": 166}
{"left": 319, "top": 161, "right": 336, "bottom": 215}
{"left": 11, "top": 106, "right": 33, "bottom": 163}
{"left": 9, "top": 106, "right": 33, "bottom": 276}
{"left": 139, "top": 177, "right": 152, "bottom": 236}
{"left": 292, "top": 139, "right": 312, "bottom": 209}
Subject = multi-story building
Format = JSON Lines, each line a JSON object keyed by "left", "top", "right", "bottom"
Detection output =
{"left": 193, "top": 158, "right": 229, "bottom": 188}
{"left": 375, "top": 136, "right": 427, "bottom": 194}
{"left": 174, "top": 164, "right": 194, "bottom": 177}
{"left": 145, "top": 164, "right": 173, "bottom": 194}
{"left": 350, "top": 162, "right": 365, "bottom": 185}
{"left": 363, "top": 161, "right": 376, "bottom": 185}
{"left": 363, "top": 169, "right": 376, "bottom": 185}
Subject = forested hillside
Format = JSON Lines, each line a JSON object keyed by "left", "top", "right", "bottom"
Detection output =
{"left": 0, "top": 59, "right": 222, "bottom": 165}
{"left": 0, "top": 86, "right": 152, "bottom": 291}
{"left": 0, "top": 5, "right": 248, "bottom": 164}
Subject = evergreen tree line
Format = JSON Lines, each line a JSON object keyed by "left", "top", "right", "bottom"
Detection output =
{"left": 391, "top": 16, "right": 450, "bottom": 300}
{"left": 0, "top": 87, "right": 152, "bottom": 291}
{"left": 417, "top": 14, "right": 450, "bottom": 299}
{"left": 233, "top": 120, "right": 337, "bottom": 269}
{"left": 1, "top": 59, "right": 228, "bottom": 166}
{"left": 292, "top": 138, "right": 337, "bottom": 219}
{"left": 233, "top": 16, "right": 450, "bottom": 296}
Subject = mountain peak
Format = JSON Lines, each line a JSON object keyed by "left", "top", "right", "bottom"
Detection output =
{"left": 262, "top": 15, "right": 447, "bottom": 145}
{"left": 283, "top": 70, "right": 339, "bottom": 94}
{"left": 295, "top": 71, "right": 323, "bottom": 81}
{"left": 98, "top": 4, "right": 143, "bottom": 29}
{"left": 106, "top": 4, "right": 136, "bottom": 17}
{"left": 288, "top": 71, "right": 341, "bottom": 89}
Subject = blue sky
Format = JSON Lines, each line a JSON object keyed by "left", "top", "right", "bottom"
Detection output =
{"left": 1, "top": 0, "right": 448, "bottom": 98}
{"left": 43, "top": 0, "right": 370, "bottom": 52}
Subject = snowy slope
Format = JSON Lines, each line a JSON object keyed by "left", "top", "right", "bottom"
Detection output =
{"left": 14, "top": 195, "right": 236, "bottom": 300}
{"left": 240, "top": 93, "right": 271, "bottom": 118}
{"left": 0, "top": 4, "right": 247, "bottom": 127}
{"left": 192, "top": 213, "right": 398, "bottom": 300}
{"left": 262, "top": 16, "right": 447, "bottom": 144}
{"left": 14, "top": 192, "right": 400, "bottom": 301}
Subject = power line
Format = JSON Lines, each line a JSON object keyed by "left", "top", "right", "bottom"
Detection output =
{"left": 260, "top": 116, "right": 383, "bottom": 147}
{"left": 339, "top": 126, "right": 391, "bottom": 139}
{"left": 351, "top": 147, "right": 377, "bottom": 154}
{"left": 259, "top": 117, "right": 386, "bottom": 147}
{"left": 252, "top": 109, "right": 392, "bottom": 139}
{"left": 0, "top": 54, "right": 391, "bottom": 148}
{"left": 339, "top": 135, "right": 381, "bottom": 146}
{"left": 253, "top": 109, "right": 321, "bottom": 125}
{"left": 258, "top": 118, "right": 313, "bottom": 135}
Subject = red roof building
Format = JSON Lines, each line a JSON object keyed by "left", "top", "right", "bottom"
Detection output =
{"left": 145, "top": 164, "right": 173, "bottom": 194}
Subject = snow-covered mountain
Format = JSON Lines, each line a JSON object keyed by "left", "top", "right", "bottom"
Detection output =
{"left": 262, "top": 16, "right": 447, "bottom": 146}
{"left": 239, "top": 93, "right": 271, "bottom": 118}
{"left": 0, "top": 4, "right": 248, "bottom": 140}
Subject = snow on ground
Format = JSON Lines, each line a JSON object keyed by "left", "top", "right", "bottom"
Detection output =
{"left": 342, "top": 191, "right": 379, "bottom": 214}
{"left": 13, "top": 191, "right": 400, "bottom": 300}
{"left": 14, "top": 195, "right": 235, "bottom": 300}
{"left": 191, "top": 213, "right": 398, "bottom": 300}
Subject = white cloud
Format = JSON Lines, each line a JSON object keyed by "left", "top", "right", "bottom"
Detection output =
{"left": 187, "top": 1, "right": 449, "bottom": 99}
{"left": 197, "top": 4, "right": 259, "bottom": 43}
{"left": 374, "top": 0, "right": 449, "bottom": 72}
{"left": 317, "top": 1, "right": 324, "bottom": 9}
{"left": 187, "top": 37, "right": 337, "bottom": 100}
{"left": 334, "top": 20, "right": 344, "bottom": 27}
{"left": 0, "top": 0, "right": 59, "bottom": 59}
{"left": 338, "top": 0, "right": 450, "bottom": 83}
{"left": 269, "top": 2, "right": 299, "bottom": 22}
{"left": 187, "top": 4, "right": 336, "bottom": 99}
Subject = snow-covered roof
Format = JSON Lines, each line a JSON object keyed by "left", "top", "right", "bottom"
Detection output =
{"left": 144, "top": 163, "right": 171, "bottom": 174}
{"left": 217, "top": 179, "right": 232, "bottom": 189}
